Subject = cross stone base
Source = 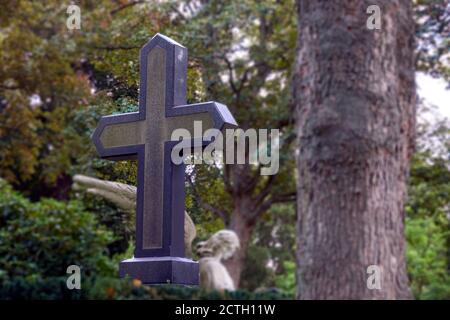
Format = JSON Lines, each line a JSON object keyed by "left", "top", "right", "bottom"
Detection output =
{"left": 119, "top": 256, "right": 199, "bottom": 285}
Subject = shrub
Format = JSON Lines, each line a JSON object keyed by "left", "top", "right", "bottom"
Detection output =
{"left": 0, "top": 179, "right": 115, "bottom": 283}
{"left": 0, "top": 276, "right": 290, "bottom": 300}
{"left": 0, "top": 277, "right": 86, "bottom": 300}
{"left": 406, "top": 216, "right": 450, "bottom": 299}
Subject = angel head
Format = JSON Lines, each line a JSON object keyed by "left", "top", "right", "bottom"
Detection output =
{"left": 196, "top": 229, "right": 240, "bottom": 261}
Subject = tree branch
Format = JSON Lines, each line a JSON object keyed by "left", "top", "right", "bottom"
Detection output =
{"left": 251, "top": 191, "right": 296, "bottom": 221}
{"left": 222, "top": 56, "right": 238, "bottom": 95}
{"left": 110, "top": 0, "right": 144, "bottom": 15}
{"left": 253, "top": 174, "right": 276, "bottom": 204}
{"left": 0, "top": 84, "right": 20, "bottom": 90}
{"left": 223, "top": 163, "right": 234, "bottom": 195}
{"left": 186, "top": 173, "right": 228, "bottom": 223}
{"left": 271, "top": 192, "right": 297, "bottom": 203}
{"left": 241, "top": 167, "right": 261, "bottom": 194}
{"left": 92, "top": 45, "right": 140, "bottom": 51}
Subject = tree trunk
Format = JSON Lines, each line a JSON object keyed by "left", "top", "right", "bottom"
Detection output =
{"left": 224, "top": 197, "right": 257, "bottom": 287}
{"left": 294, "top": 0, "right": 415, "bottom": 299}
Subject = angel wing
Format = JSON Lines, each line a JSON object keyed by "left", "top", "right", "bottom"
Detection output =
{"left": 72, "top": 174, "right": 196, "bottom": 257}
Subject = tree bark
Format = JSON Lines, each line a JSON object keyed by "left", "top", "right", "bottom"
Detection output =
{"left": 224, "top": 206, "right": 255, "bottom": 286}
{"left": 294, "top": 0, "right": 415, "bottom": 299}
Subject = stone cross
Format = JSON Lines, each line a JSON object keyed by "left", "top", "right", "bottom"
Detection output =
{"left": 92, "top": 34, "right": 237, "bottom": 285}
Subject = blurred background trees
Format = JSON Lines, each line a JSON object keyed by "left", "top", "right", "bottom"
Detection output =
{"left": 405, "top": 102, "right": 450, "bottom": 299}
{"left": 0, "top": 0, "right": 448, "bottom": 299}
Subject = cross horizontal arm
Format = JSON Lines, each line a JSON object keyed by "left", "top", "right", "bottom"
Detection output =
{"left": 99, "top": 119, "right": 145, "bottom": 148}
{"left": 92, "top": 111, "right": 146, "bottom": 160}
{"left": 166, "top": 101, "right": 237, "bottom": 141}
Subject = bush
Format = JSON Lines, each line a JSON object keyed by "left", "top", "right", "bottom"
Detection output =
{"left": 406, "top": 216, "right": 450, "bottom": 299}
{"left": 0, "top": 179, "right": 290, "bottom": 300}
{"left": 0, "top": 277, "right": 86, "bottom": 300}
{"left": 274, "top": 261, "right": 296, "bottom": 297}
{"left": 0, "top": 276, "right": 290, "bottom": 300}
{"left": 0, "top": 179, "right": 115, "bottom": 283}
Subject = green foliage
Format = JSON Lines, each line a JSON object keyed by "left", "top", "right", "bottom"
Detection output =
{"left": 406, "top": 217, "right": 450, "bottom": 299}
{"left": 0, "top": 277, "right": 86, "bottom": 300}
{"left": 274, "top": 261, "right": 296, "bottom": 297}
{"left": 0, "top": 179, "right": 115, "bottom": 282}
{"left": 240, "top": 244, "right": 275, "bottom": 291}
{"left": 240, "top": 203, "right": 296, "bottom": 290}
{"left": 0, "top": 276, "right": 289, "bottom": 300}
{"left": 0, "top": 177, "right": 291, "bottom": 300}
{"left": 0, "top": 1, "right": 91, "bottom": 189}
{"left": 87, "top": 278, "right": 290, "bottom": 300}
{"left": 74, "top": 193, "right": 134, "bottom": 256}
{"left": 405, "top": 104, "right": 450, "bottom": 300}
{"left": 415, "top": 0, "right": 450, "bottom": 80}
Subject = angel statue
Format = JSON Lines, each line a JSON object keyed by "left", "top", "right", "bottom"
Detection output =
{"left": 196, "top": 229, "right": 240, "bottom": 292}
{"left": 72, "top": 174, "right": 240, "bottom": 292}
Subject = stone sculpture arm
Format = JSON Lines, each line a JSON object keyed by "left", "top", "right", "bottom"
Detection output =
{"left": 73, "top": 175, "right": 136, "bottom": 213}
{"left": 72, "top": 174, "right": 196, "bottom": 257}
